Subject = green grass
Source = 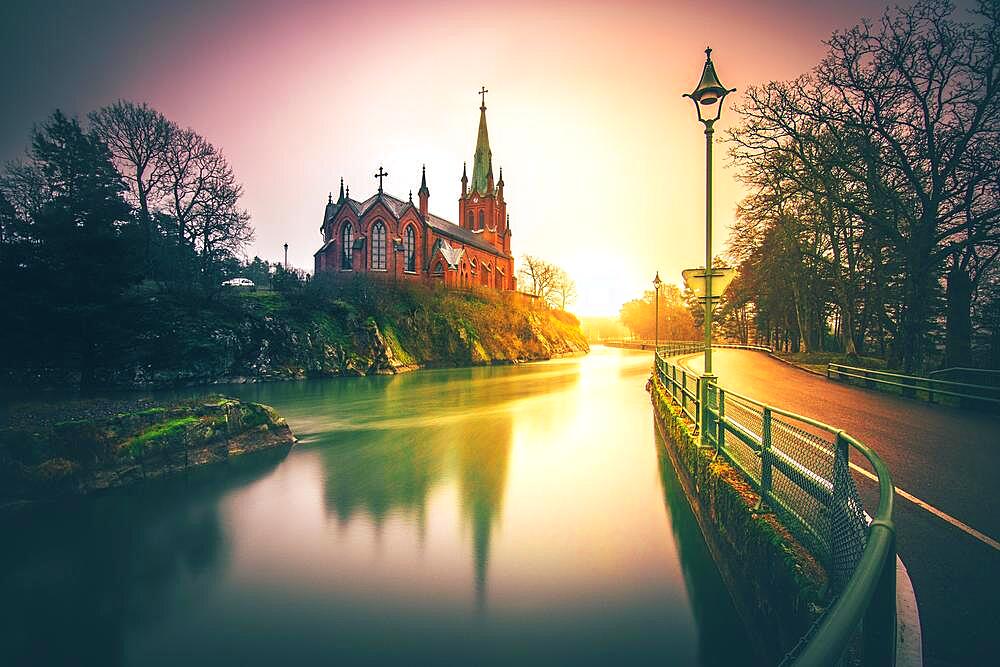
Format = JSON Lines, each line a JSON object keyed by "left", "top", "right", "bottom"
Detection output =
{"left": 128, "top": 416, "right": 199, "bottom": 456}
{"left": 775, "top": 351, "right": 886, "bottom": 374}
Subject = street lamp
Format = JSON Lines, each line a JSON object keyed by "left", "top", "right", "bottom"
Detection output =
{"left": 652, "top": 271, "right": 663, "bottom": 353}
{"left": 684, "top": 46, "right": 735, "bottom": 378}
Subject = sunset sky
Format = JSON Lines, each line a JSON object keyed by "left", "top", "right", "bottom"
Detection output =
{"left": 0, "top": 0, "right": 975, "bottom": 315}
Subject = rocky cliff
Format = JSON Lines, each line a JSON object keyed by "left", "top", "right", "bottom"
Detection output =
{"left": 4, "top": 277, "right": 589, "bottom": 390}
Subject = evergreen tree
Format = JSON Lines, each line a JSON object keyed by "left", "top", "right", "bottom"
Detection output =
{"left": 4, "top": 110, "right": 139, "bottom": 387}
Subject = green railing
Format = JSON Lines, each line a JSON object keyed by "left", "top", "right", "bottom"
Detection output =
{"left": 828, "top": 363, "right": 1000, "bottom": 408}
{"left": 928, "top": 366, "right": 1000, "bottom": 386}
{"left": 655, "top": 348, "right": 897, "bottom": 666}
{"left": 604, "top": 338, "right": 773, "bottom": 354}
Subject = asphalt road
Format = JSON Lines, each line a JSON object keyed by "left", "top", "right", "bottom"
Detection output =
{"left": 677, "top": 349, "right": 1000, "bottom": 666}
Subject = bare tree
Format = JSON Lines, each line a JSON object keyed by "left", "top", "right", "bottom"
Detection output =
{"left": 162, "top": 126, "right": 219, "bottom": 247}
{"left": 90, "top": 101, "right": 173, "bottom": 265}
{"left": 518, "top": 255, "right": 560, "bottom": 303}
{"left": 192, "top": 169, "right": 252, "bottom": 279}
{"left": 729, "top": 0, "right": 1000, "bottom": 371}
{"left": 551, "top": 268, "right": 578, "bottom": 310}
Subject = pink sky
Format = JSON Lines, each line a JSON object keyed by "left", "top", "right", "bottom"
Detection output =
{"left": 1, "top": 0, "right": 929, "bottom": 314}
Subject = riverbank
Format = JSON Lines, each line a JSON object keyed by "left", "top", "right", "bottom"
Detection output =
{"left": 647, "top": 374, "right": 827, "bottom": 664}
{"left": 0, "top": 396, "right": 295, "bottom": 506}
{"left": 2, "top": 276, "right": 589, "bottom": 393}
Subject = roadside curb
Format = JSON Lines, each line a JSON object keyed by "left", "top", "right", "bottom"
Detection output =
{"left": 895, "top": 555, "right": 924, "bottom": 667}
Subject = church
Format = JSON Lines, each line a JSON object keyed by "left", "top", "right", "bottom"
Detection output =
{"left": 314, "top": 90, "right": 515, "bottom": 290}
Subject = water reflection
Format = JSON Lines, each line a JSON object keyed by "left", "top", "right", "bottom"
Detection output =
{"left": 307, "top": 368, "right": 526, "bottom": 608}
{"left": 653, "top": 427, "right": 765, "bottom": 666}
{"left": 0, "top": 451, "right": 286, "bottom": 666}
{"left": 1, "top": 349, "right": 753, "bottom": 666}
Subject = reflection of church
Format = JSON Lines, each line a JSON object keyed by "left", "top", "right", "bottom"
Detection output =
{"left": 317, "top": 374, "right": 513, "bottom": 609}
{"left": 314, "top": 89, "right": 515, "bottom": 290}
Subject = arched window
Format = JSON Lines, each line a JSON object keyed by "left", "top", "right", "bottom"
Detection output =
{"left": 466, "top": 211, "right": 474, "bottom": 229}
{"left": 404, "top": 225, "right": 416, "bottom": 272}
{"left": 433, "top": 260, "right": 444, "bottom": 276}
{"left": 341, "top": 223, "right": 353, "bottom": 270}
{"left": 371, "top": 220, "right": 386, "bottom": 271}
{"left": 478, "top": 210, "right": 485, "bottom": 229}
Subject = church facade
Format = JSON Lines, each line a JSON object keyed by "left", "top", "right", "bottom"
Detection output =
{"left": 314, "top": 93, "right": 515, "bottom": 290}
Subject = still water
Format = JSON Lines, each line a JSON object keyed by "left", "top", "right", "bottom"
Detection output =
{"left": 1, "top": 347, "right": 754, "bottom": 666}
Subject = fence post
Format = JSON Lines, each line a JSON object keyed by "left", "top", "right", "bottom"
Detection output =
{"left": 701, "top": 380, "right": 715, "bottom": 448}
{"left": 680, "top": 370, "right": 687, "bottom": 415}
{"left": 756, "top": 407, "right": 772, "bottom": 511}
{"left": 717, "top": 388, "right": 726, "bottom": 457}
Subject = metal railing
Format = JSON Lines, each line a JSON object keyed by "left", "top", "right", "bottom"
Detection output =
{"left": 655, "top": 349, "right": 897, "bottom": 665}
{"left": 829, "top": 363, "right": 1000, "bottom": 407}
{"left": 928, "top": 366, "right": 1000, "bottom": 386}
{"left": 604, "top": 338, "right": 773, "bottom": 354}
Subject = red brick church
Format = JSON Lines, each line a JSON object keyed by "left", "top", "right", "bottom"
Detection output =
{"left": 314, "top": 90, "right": 515, "bottom": 290}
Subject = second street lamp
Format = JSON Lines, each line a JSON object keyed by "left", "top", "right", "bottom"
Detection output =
{"left": 652, "top": 271, "right": 663, "bottom": 354}
{"left": 684, "top": 46, "right": 735, "bottom": 379}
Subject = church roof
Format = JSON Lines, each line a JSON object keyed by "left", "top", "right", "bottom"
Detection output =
{"left": 425, "top": 212, "right": 510, "bottom": 258}
{"left": 332, "top": 190, "right": 509, "bottom": 258}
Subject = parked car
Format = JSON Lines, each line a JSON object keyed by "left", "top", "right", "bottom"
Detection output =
{"left": 222, "top": 277, "right": 256, "bottom": 290}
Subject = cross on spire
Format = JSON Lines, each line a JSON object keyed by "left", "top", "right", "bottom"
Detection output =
{"left": 479, "top": 85, "right": 488, "bottom": 109}
{"left": 374, "top": 165, "right": 389, "bottom": 193}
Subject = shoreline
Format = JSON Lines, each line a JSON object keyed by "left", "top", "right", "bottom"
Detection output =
{"left": 1, "top": 348, "right": 591, "bottom": 400}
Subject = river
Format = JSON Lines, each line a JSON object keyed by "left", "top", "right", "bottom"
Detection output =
{"left": 0, "top": 346, "right": 756, "bottom": 666}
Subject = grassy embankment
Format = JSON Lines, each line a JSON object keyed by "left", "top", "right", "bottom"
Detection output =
{"left": 772, "top": 351, "right": 887, "bottom": 375}
{"left": 3, "top": 276, "right": 589, "bottom": 390}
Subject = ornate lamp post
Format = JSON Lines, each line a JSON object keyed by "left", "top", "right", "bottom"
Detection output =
{"left": 684, "top": 47, "right": 735, "bottom": 378}
{"left": 652, "top": 271, "right": 663, "bottom": 352}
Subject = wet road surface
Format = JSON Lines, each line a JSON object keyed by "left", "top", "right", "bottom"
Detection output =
{"left": 679, "top": 349, "right": 1000, "bottom": 667}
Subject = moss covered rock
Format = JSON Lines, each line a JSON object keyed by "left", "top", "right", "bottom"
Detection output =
{"left": 0, "top": 396, "right": 294, "bottom": 502}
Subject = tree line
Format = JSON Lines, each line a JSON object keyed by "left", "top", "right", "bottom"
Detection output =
{"left": 0, "top": 102, "right": 256, "bottom": 386}
{"left": 720, "top": 0, "right": 1000, "bottom": 372}
{"left": 619, "top": 283, "right": 700, "bottom": 341}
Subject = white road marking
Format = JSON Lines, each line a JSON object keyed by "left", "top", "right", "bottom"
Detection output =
{"left": 673, "top": 351, "right": 1000, "bottom": 554}
{"left": 846, "top": 461, "right": 1000, "bottom": 553}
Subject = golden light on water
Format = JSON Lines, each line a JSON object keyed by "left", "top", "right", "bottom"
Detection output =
{"left": 218, "top": 350, "right": 692, "bottom": 612}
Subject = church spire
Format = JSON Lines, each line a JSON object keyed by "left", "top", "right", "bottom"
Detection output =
{"left": 471, "top": 86, "right": 492, "bottom": 195}
{"left": 461, "top": 161, "right": 468, "bottom": 197}
{"left": 337, "top": 177, "right": 345, "bottom": 203}
{"left": 418, "top": 164, "right": 429, "bottom": 197}
{"left": 418, "top": 164, "right": 430, "bottom": 216}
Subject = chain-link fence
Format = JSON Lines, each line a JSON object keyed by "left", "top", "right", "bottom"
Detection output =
{"left": 711, "top": 386, "right": 868, "bottom": 590}
{"left": 653, "top": 348, "right": 897, "bottom": 665}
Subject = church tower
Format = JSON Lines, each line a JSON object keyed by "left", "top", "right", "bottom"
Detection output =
{"left": 459, "top": 87, "right": 506, "bottom": 249}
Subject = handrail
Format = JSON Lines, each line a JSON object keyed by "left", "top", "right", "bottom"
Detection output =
{"left": 603, "top": 339, "right": 774, "bottom": 354}
{"left": 654, "top": 350, "right": 898, "bottom": 665}
{"left": 928, "top": 366, "right": 1000, "bottom": 378}
{"left": 795, "top": 430, "right": 896, "bottom": 666}
{"left": 828, "top": 363, "right": 1000, "bottom": 406}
